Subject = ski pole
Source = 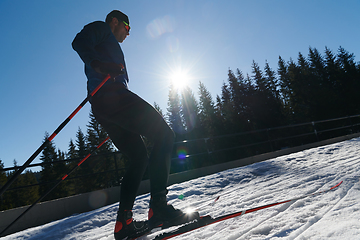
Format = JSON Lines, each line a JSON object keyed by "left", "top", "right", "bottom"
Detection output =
{"left": 0, "top": 74, "right": 112, "bottom": 197}
{"left": 0, "top": 136, "right": 110, "bottom": 237}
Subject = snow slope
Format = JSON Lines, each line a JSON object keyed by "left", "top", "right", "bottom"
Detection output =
{"left": 3, "top": 138, "right": 360, "bottom": 240}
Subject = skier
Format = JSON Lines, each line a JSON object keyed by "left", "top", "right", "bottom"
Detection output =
{"left": 72, "top": 10, "right": 197, "bottom": 240}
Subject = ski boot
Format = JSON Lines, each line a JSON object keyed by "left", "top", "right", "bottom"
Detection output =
{"left": 148, "top": 195, "right": 199, "bottom": 230}
{"left": 114, "top": 210, "right": 149, "bottom": 240}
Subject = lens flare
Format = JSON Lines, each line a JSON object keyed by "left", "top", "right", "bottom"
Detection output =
{"left": 177, "top": 146, "right": 188, "bottom": 160}
{"left": 185, "top": 207, "right": 195, "bottom": 214}
{"left": 146, "top": 15, "right": 176, "bottom": 39}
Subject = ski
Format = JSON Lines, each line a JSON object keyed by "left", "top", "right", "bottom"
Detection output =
{"left": 130, "top": 196, "right": 221, "bottom": 239}
{"left": 151, "top": 181, "right": 343, "bottom": 240}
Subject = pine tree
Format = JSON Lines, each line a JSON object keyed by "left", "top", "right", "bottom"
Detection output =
{"left": 336, "top": 46, "right": 360, "bottom": 115}
{"left": 167, "top": 83, "right": 185, "bottom": 137}
{"left": 226, "top": 69, "right": 255, "bottom": 132}
{"left": 53, "top": 149, "right": 68, "bottom": 198}
{"left": 65, "top": 139, "right": 77, "bottom": 195}
{"left": 324, "top": 47, "right": 344, "bottom": 116}
{"left": 219, "top": 81, "right": 233, "bottom": 133}
{"left": 215, "top": 95, "right": 223, "bottom": 122}
{"left": 87, "top": 110, "right": 112, "bottom": 151}
{"left": 308, "top": 47, "right": 326, "bottom": 80}
{"left": 76, "top": 127, "right": 87, "bottom": 158}
{"left": 278, "top": 56, "right": 293, "bottom": 121}
{"left": 154, "top": 102, "right": 164, "bottom": 117}
{"left": 39, "top": 133, "right": 68, "bottom": 201}
{"left": 252, "top": 61, "right": 267, "bottom": 92}
{"left": 264, "top": 62, "right": 280, "bottom": 99}
{"left": 180, "top": 86, "right": 199, "bottom": 136}
{"left": 198, "top": 81, "right": 217, "bottom": 137}
{"left": 243, "top": 73, "right": 257, "bottom": 130}
{"left": 263, "top": 62, "right": 285, "bottom": 127}
{"left": 16, "top": 170, "right": 39, "bottom": 207}
{"left": 0, "top": 159, "right": 6, "bottom": 188}
{"left": 75, "top": 127, "right": 93, "bottom": 193}
{"left": 39, "top": 132, "right": 58, "bottom": 201}
{"left": 197, "top": 82, "right": 222, "bottom": 166}
{"left": 308, "top": 47, "right": 333, "bottom": 119}
{"left": 297, "top": 52, "right": 313, "bottom": 120}
{"left": 286, "top": 54, "right": 312, "bottom": 123}
{"left": 67, "top": 139, "right": 77, "bottom": 160}
{"left": 5, "top": 164, "right": 39, "bottom": 209}
{"left": 251, "top": 61, "right": 268, "bottom": 129}
{"left": 0, "top": 159, "right": 11, "bottom": 210}
{"left": 86, "top": 110, "right": 114, "bottom": 189}
{"left": 227, "top": 69, "right": 245, "bottom": 130}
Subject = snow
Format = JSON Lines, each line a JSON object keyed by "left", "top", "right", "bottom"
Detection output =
{"left": 3, "top": 138, "right": 360, "bottom": 240}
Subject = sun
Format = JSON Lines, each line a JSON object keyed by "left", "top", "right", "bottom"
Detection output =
{"left": 169, "top": 69, "right": 190, "bottom": 90}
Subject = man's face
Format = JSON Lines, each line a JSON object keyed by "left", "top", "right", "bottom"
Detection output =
{"left": 113, "top": 20, "right": 129, "bottom": 43}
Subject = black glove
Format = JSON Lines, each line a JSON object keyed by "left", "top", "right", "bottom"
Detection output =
{"left": 91, "top": 60, "right": 124, "bottom": 77}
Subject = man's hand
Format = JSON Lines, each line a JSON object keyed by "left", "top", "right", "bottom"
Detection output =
{"left": 91, "top": 60, "right": 124, "bottom": 77}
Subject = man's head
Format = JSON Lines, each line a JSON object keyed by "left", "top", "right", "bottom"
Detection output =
{"left": 106, "top": 10, "right": 130, "bottom": 43}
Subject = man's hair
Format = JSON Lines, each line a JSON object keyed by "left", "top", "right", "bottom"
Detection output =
{"left": 105, "top": 10, "right": 129, "bottom": 25}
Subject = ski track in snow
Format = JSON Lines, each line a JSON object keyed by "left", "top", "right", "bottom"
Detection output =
{"left": 289, "top": 181, "right": 355, "bottom": 240}
{"left": 2, "top": 138, "right": 360, "bottom": 240}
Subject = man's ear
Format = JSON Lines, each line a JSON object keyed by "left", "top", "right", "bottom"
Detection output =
{"left": 111, "top": 17, "right": 119, "bottom": 25}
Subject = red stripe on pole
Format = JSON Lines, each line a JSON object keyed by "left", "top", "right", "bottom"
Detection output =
{"left": 48, "top": 133, "right": 57, "bottom": 141}
{"left": 90, "top": 75, "right": 111, "bottom": 96}
{"left": 62, "top": 174, "right": 68, "bottom": 181}
{"left": 98, "top": 136, "right": 110, "bottom": 148}
{"left": 76, "top": 137, "right": 110, "bottom": 166}
{"left": 78, "top": 154, "right": 91, "bottom": 166}
{"left": 69, "top": 106, "right": 83, "bottom": 120}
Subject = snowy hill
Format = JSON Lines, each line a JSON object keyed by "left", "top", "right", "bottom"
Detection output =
{"left": 3, "top": 138, "right": 360, "bottom": 240}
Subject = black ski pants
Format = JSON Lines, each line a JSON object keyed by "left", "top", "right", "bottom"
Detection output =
{"left": 91, "top": 82, "right": 174, "bottom": 211}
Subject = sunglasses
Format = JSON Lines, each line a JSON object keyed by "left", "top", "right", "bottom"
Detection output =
{"left": 123, "top": 21, "right": 130, "bottom": 32}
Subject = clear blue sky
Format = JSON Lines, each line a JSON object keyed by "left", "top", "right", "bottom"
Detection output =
{"left": 0, "top": 0, "right": 359, "bottom": 169}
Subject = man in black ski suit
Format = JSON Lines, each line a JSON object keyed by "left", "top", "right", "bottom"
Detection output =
{"left": 72, "top": 10, "right": 197, "bottom": 240}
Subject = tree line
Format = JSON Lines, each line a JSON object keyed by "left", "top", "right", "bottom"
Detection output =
{"left": 1, "top": 46, "right": 359, "bottom": 210}
{"left": 167, "top": 46, "right": 359, "bottom": 169}
{"left": 168, "top": 46, "right": 360, "bottom": 140}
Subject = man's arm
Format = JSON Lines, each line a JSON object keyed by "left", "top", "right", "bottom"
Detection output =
{"left": 72, "top": 21, "right": 107, "bottom": 67}
{"left": 72, "top": 21, "right": 124, "bottom": 77}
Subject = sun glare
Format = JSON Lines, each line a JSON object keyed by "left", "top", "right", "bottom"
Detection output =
{"left": 170, "top": 69, "right": 190, "bottom": 90}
